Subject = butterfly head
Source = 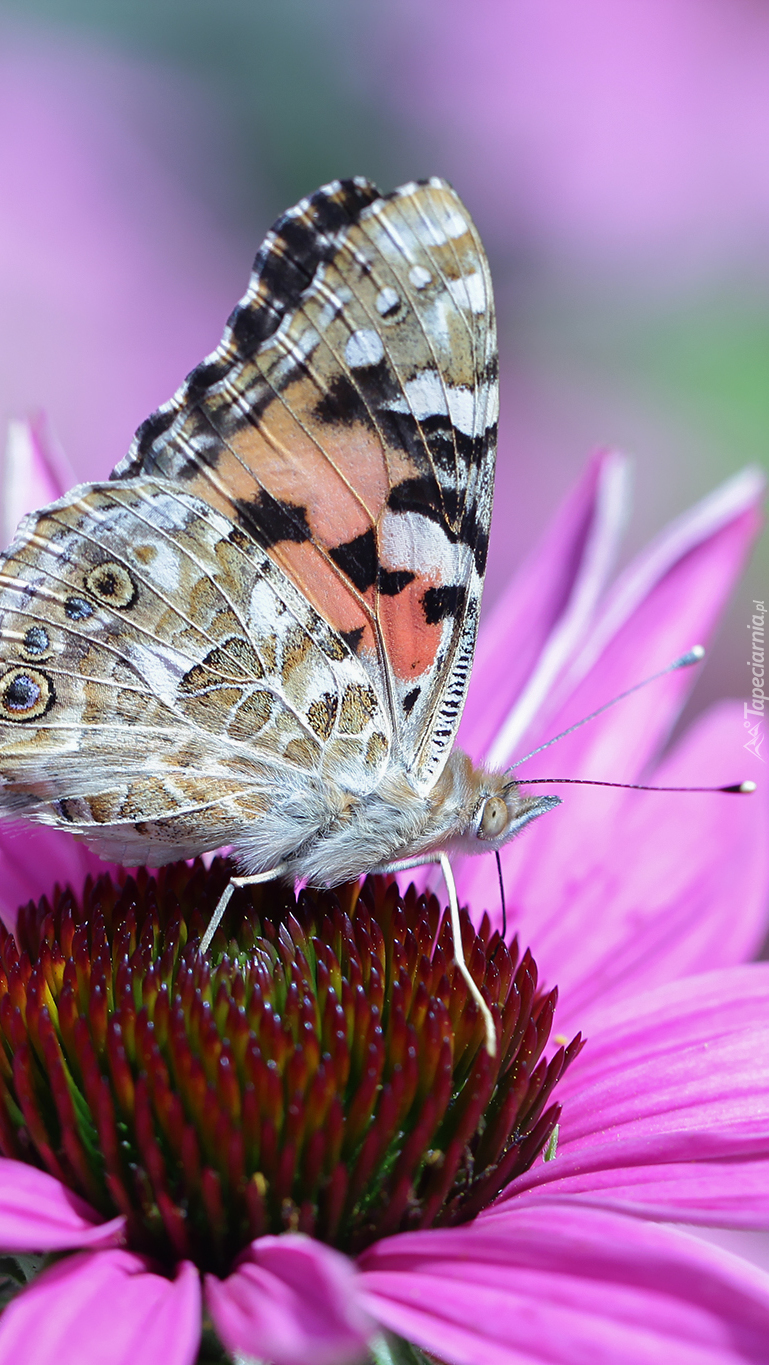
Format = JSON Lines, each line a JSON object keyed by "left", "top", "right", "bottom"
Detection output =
{"left": 472, "top": 781, "right": 561, "bottom": 852}
{"left": 442, "top": 753, "right": 561, "bottom": 858}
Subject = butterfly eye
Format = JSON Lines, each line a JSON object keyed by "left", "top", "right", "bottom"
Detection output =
{"left": 479, "top": 795, "right": 508, "bottom": 840}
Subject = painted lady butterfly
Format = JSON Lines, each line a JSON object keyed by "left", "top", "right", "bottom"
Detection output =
{"left": 0, "top": 178, "right": 558, "bottom": 1038}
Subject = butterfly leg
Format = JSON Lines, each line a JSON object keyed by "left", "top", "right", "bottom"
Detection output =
{"left": 373, "top": 851, "right": 497, "bottom": 1057}
{"left": 200, "top": 865, "right": 290, "bottom": 954}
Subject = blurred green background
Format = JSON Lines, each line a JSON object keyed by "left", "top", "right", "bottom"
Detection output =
{"left": 0, "top": 0, "right": 767, "bottom": 731}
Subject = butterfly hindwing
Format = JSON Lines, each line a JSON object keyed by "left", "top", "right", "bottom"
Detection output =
{"left": 0, "top": 478, "right": 390, "bottom": 863}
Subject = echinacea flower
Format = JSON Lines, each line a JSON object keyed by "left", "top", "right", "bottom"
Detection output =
{"left": 0, "top": 423, "right": 767, "bottom": 1365}
{"left": 0, "top": 862, "right": 582, "bottom": 1365}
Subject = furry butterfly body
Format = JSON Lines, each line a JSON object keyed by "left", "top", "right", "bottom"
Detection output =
{"left": 0, "top": 178, "right": 556, "bottom": 885}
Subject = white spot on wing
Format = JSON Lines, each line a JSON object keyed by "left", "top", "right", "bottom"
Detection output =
{"left": 446, "top": 388, "right": 478, "bottom": 435}
{"left": 345, "top": 329, "right": 384, "bottom": 369}
{"left": 409, "top": 266, "right": 431, "bottom": 289}
{"left": 383, "top": 374, "right": 489, "bottom": 437}
{"left": 129, "top": 539, "right": 181, "bottom": 594}
{"left": 376, "top": 287, "right": 400, "bottom": 316}
{"left": 381, "top": 510, "right": 469, "bottom": 582}
{"left": 485, "top": 382, "right": 499, "bottom": 426}
{"left": 440, "top": 206, "right": 470, "bottom": 240}
{"left": 396, "top": 370, "right": 446, "bottom": 419}
{"left": 448, "top": 270, "right": 487, "bottom": 314}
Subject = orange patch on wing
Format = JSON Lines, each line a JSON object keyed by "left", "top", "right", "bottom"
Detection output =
{"left": 179, "top": 360, "right": 426, "bottom": 562}
{"left": 274, "top": 542, "right": 375, "bottom": 651}
{"left": 379, "top": 577, "right": 442, "bottom": 681}
{"left": 281, "top": 340, "right": 418, "bottom": 489}
{"left": 229, "top": 415, "right": 377, "bottom": 535}
{"left": 218, "top": 363, "right": 419, "bottom": 545}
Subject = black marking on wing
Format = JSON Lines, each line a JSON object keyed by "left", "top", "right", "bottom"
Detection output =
{"left": 403, "top": 686, "right": 421, "bottom": 714}
{"left": 233, "top": 494, "right": 312, "bottom": 548}
{"left": 388, "top": 411, "right": 486, "bottom": 479}
{"left": 23, "top": 626, "right": 49, "bottom": 656}
{"left": 233, "top": 179, "right": 381, "bottom": 351}
{"left": 313, "top": 360, "right": 399, "bottom": 431}
{"left": 227, "top": 526, "right": 252, "bottom": 552}
{"left": 422, "top": 585, "right": 466, "bottom": 625}
{"left": 378, "top": 568, "right": 415, "bottom": 596}
{"left": 65, "top": 596, "right": 94, "bottom": 622}
{"left": 417, "top": 416, "right": 475, "bottom": 476}
{"left": 473, "top": 528, "right": 490, "bottom": 577}
{"left": 387, "top": 475, "right": 445, "bottom": 525}
{"left": 133, "top": 408, "right": 177, "bottom": 462}
{"left": 340, "top": 626, "right": 365, "bottom": 654}
{"left": 329, "top": 530, "right": 378, "bottom": 592}
{"left": 455, "top": 499, "right": 491, "bottom": 574}
{"left": 236, "top": 179, "right": 382, "bottom": 345}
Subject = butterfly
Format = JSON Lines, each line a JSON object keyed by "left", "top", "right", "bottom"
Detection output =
{"left": 0, "top": 177, "right": 558, "bottom": 985}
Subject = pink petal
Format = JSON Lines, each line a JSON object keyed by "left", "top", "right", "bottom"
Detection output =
{"left": 460, "top": 449, "right": 630, "bottom": 764}
{"left": 511, "top": 964, "right": 769, "bottom": 1226}
{"left": 206, "top": 1233, "right": 372, "bottom": 1365}
{"left": 491, "top": 701, "right": 769, "bottom": 1017}
{"left": 458, "top": 470, "right": 765, "bottom": 982}
{"left": 0, "top": 1250, "right": 200, "bottom": 1365}
{"left": 693, "top": 1229, "right": 769, "bottom": 1278}
{"left": 0, "top": 1159, "right": 124, "bottom": 1251}
{"left": 0, "top": 825, "right": 125, "bottom": 934}
{"left": 512, "top": 466, "right": 763, "bottom": 782}
{"left": 1, "top": 415, "right": 69, "bottom": 546}
{"left": 358, "top": 1200, "right": 769, "bottom": 1365}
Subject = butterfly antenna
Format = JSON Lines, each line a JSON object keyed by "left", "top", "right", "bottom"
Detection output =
{"left": 495, "top": 849, "right": 507, "bottom": 941}
{"left": 516, "top": 777, "right": 756, "bottom": 794}
{"left": 507, "top": 646, "right": 705, "bottom": 773}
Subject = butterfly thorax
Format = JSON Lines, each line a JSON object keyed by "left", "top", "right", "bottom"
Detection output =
{"left": 232, "top": 747, "right": 551, "bottom": 889}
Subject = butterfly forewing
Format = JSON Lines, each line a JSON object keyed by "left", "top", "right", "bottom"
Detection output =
{"left": 115, "top": 176, "right": 497, "bottom": 787}
{"left": 0, "top": 177, "right": 498, "bottom": 866}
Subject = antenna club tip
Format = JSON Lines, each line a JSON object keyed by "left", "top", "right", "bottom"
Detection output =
{"left": 675, "top": 645, "right": 705, "bottom": 668}
{"left": 739, "top": 780, "right": 757, "bottom": 794}
{"left": 720, "top": 780, "right": 757, "bottom": 794}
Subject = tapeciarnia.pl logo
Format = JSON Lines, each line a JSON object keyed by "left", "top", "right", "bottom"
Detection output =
{"left": 745, "top": 599, "right": 766, "bottom": 762}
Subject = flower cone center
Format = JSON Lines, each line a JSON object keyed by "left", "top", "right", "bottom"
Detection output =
{"left": 0, "top": 859, "right": 581, "bottom": 1273}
